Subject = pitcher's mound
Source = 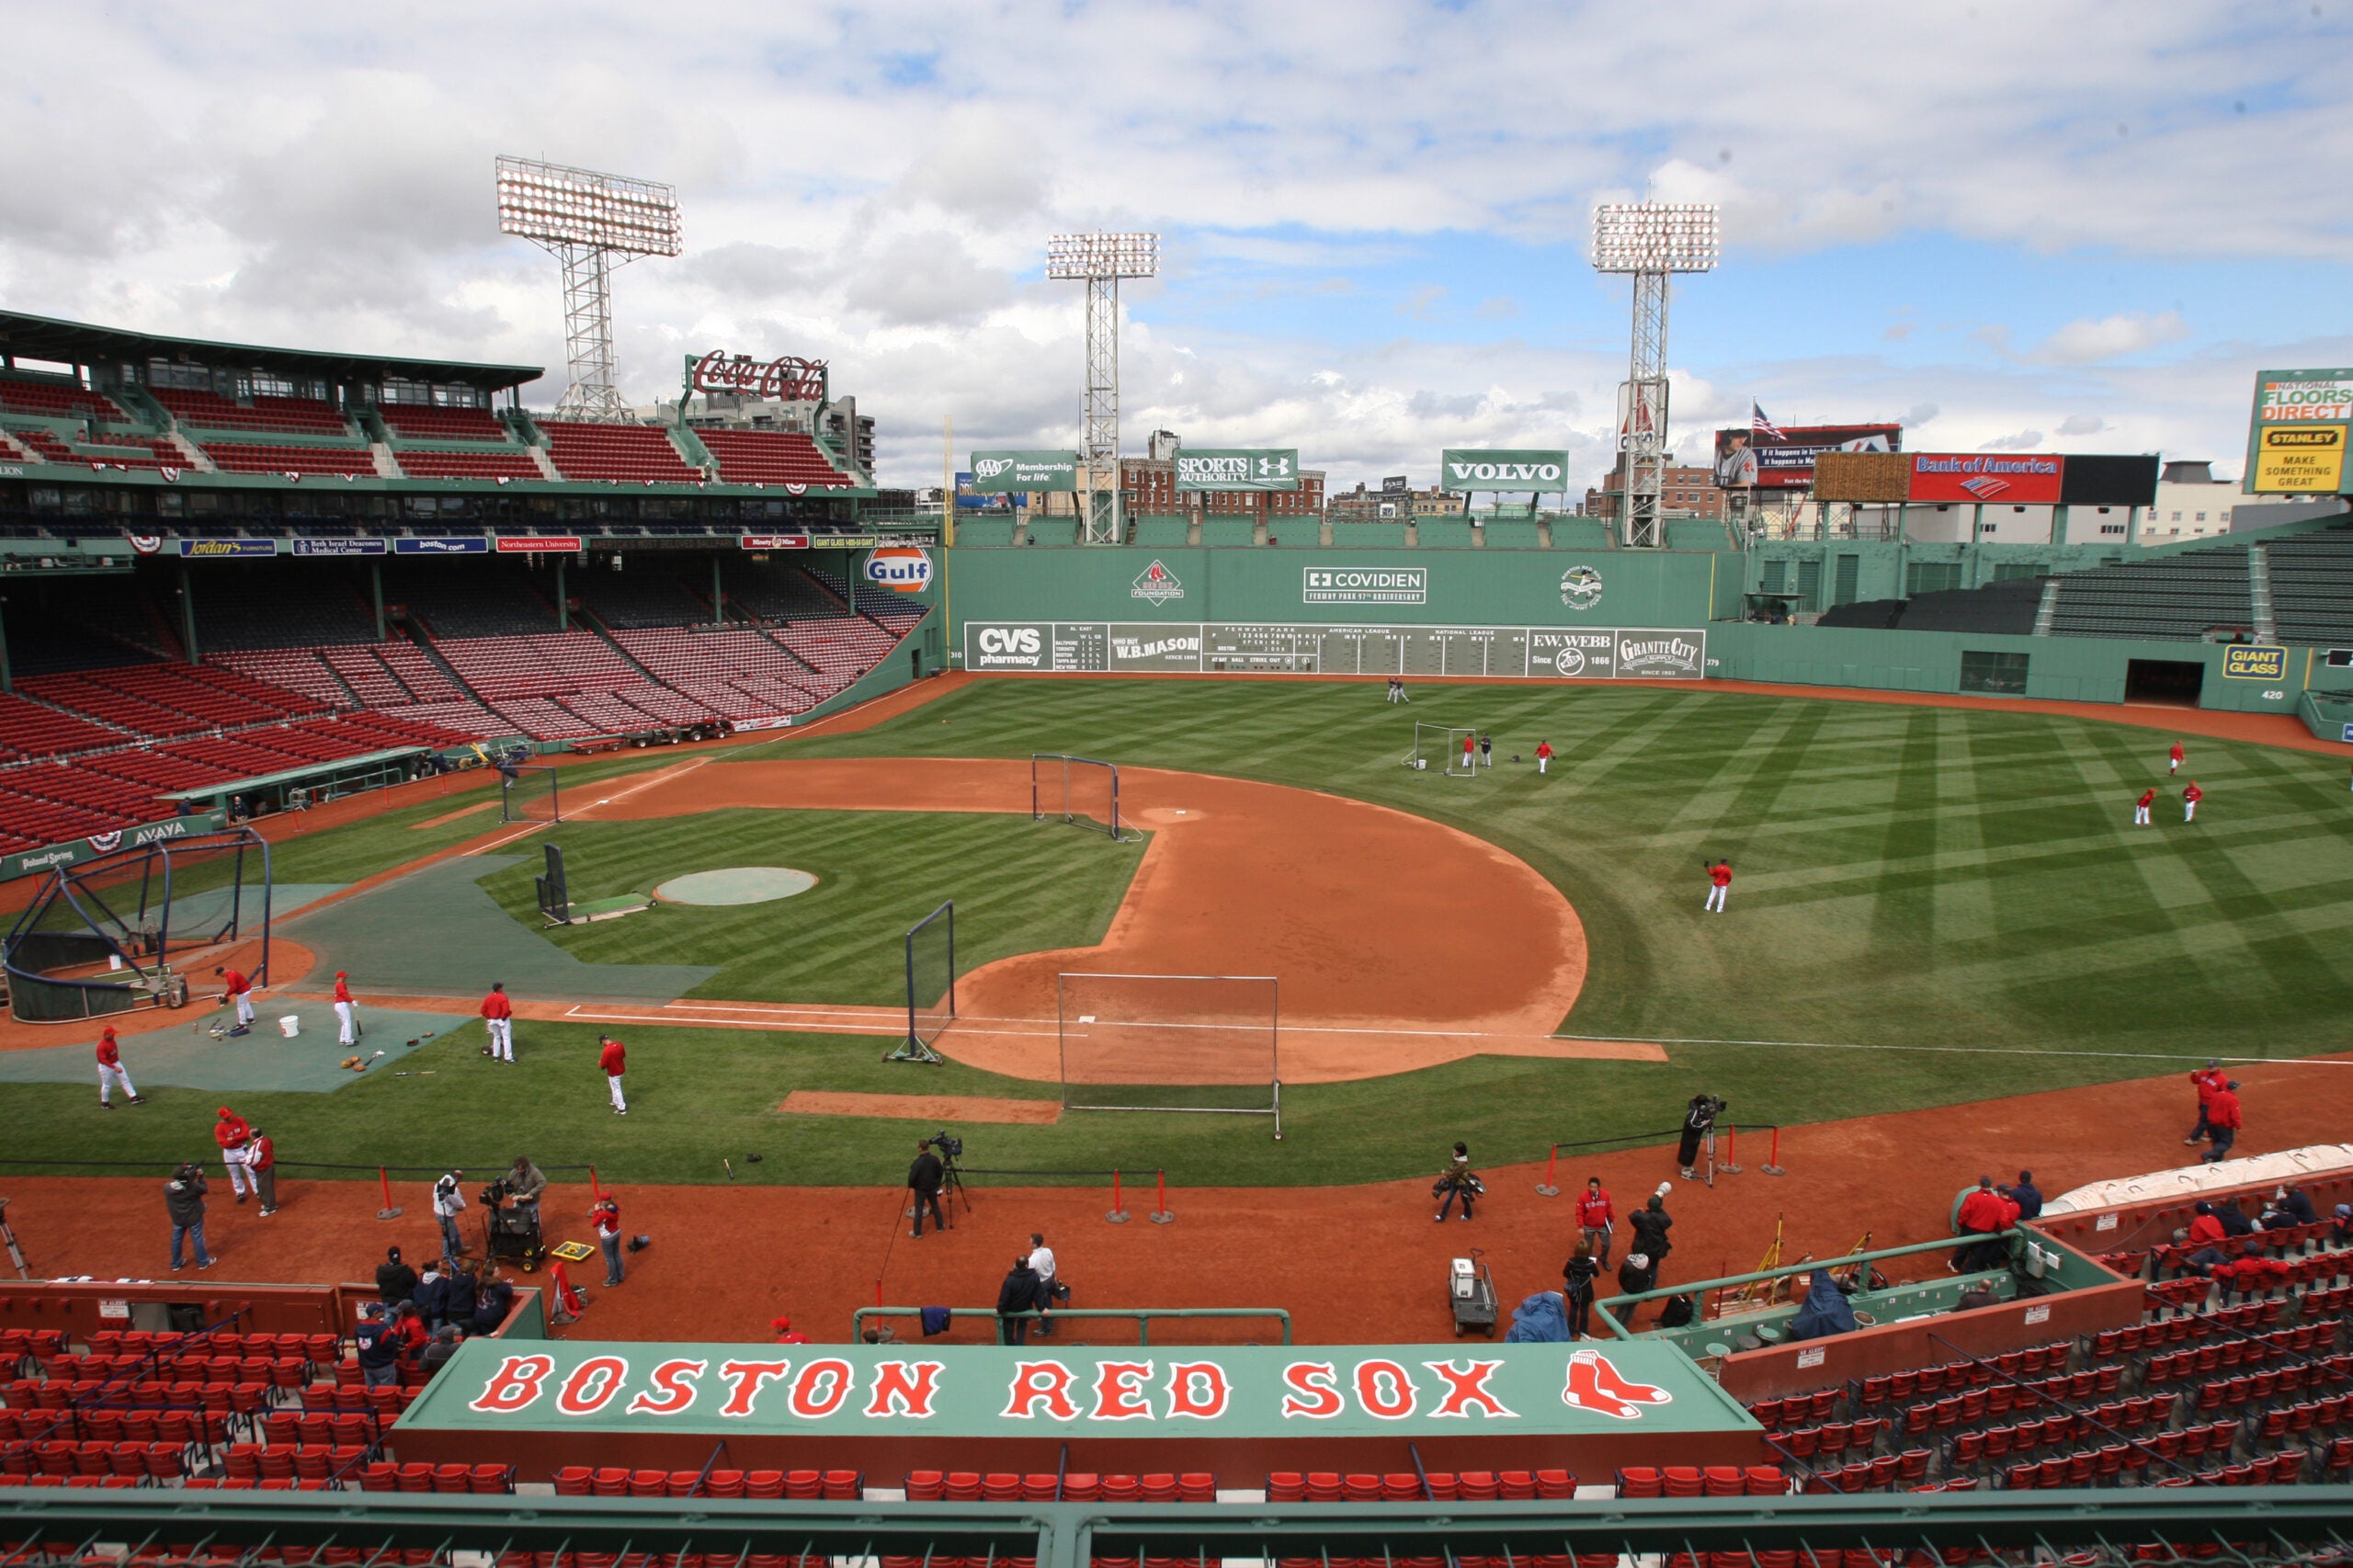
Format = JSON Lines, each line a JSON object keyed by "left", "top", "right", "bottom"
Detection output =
{"left": 655, "top": 867, "right": 817, "bottom": 905}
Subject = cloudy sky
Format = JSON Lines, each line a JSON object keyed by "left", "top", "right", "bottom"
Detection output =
{"left": 3, "top": 2, "right": 2347, "bottom": 491}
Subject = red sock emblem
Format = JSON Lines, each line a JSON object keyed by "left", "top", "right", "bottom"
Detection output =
{"left": 1562, "top": 1349, "right": 1673, "bottom": 1420}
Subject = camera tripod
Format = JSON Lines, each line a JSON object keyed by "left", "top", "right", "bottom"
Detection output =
{"left": 905, "top": 1153, "right": 972, "bottom": 1232}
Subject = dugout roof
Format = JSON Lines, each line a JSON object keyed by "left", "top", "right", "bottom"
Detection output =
{"left": 0, "top": 309, "right": 542, "bottom": 394}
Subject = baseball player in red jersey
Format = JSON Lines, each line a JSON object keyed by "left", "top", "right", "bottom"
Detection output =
{"left": 96, "top": 1026, "right": 143, "bottom": 1108}
{"left": 212, "top": 1106, "right": 256, "bottom": 1202}
{"left": 213, "top": 966, "right": 255, "bottom": 1036}
{"left": 2183, "top": 780, "right": 2203, "bottom": 823}
{"left": 1461, "top": 733, "right": 1476, "bottom": 769}
{"left": 597, "top": 1033, "right": 628, "bottom": 1115}
{"left": 2168, "top": 741, "right": 2185, "bottom": 776}
{"left": 333, "top": 971, "right": 359, "bottom": 1047}
{"left": 481, "top": 983, "right": 514, "bottom": 1062}
{"left": 1704, "top": 859, "right": 1732, "bottom": 913}
{"left": 1535, "top": 740, "right": 1554, "bottom": 776}
{"left": 2134, "top": 788, "right": 2155, "bottom": 826}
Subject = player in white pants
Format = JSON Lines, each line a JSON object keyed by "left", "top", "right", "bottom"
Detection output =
{"left": 481, "top": 983, "right": 515, "bottom": 1062}
{"left": 96, "top": 1027, "right": 142, "bottom": 1108}
{"left": 1704, "top": 860, "right": 1732, "bottom": 913}
{"left": 333, "top": 971, "right": 358, "bottom": 1046}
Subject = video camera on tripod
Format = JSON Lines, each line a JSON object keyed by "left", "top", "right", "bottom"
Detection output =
{"left": 922, "top": 1130, "right": 963, "bottom": 1163}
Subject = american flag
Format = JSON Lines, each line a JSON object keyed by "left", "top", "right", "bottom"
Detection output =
{"left": 1752, "top": 402, "right": 1785, "bottom": 441}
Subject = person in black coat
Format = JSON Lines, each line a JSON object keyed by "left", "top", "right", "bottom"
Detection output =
{"left": 2008, "top": 1171, "right": 2044, "bottom": 1222}
{"left": 996, "top": 1256, "right": 1044, "bottom": 1345}
{"left": 375, "top": 1245, "right": 418, "bottom": 1308}
{"left": 1560, "top": 1242, "right": 1600, "bottom": 1340}
{"left": 907, "top": 1142, "right": 947, "bottom": 1238}
{"left": 472, "top": 1274, "right": 516, "bottom": 1335}
{"left": 443, "top": 1261, "right": 479, "bottom": 1330}
{"left": 1629, "top": 1190, "right": 1674, "bottom": 1273}
{"left": 2215, "top": 1201, "right": 2256, "bottom": 1240}
{"left": 413, "top": 1262, "right": 450, "bottom": 1332}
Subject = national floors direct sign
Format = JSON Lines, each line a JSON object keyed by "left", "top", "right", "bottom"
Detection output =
{"left": 963, "top": 619, "right": 1709, "bottom": 678}
{"left": 2246, "top": 368, "right": 2353, "bottom": 494}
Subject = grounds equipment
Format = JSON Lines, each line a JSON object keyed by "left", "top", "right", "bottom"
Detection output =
{"left": 1403, "top": 722, "right": 1478, "bottom": 777}
{"left": 886, "top": 900, "right": 955, "bottom": 1063}
{"left": 1057, "top": 971, "right": 1281, "bottom": 1139}
{"left": 1449, "top": 1249, "right": 1497, "bottom": 1337}
{"left": 1031, "top": 753, "right": 1136, "bottom": 841}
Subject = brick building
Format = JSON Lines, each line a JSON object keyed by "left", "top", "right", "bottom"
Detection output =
{"left": 1582, "top": 459, "right": 1726, "bottom": 520}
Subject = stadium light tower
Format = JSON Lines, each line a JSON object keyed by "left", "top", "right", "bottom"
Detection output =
{"left": 1047, "top": 232, "right": 1159, "bottom": 545}
{"left": 496, "top": 155, "right": 683, "bottom": 423}
{"left": 1591, "top": 202, "right": 1719, "bottom": 549}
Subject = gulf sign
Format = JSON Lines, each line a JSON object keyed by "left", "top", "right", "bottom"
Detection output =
{"left": 863, "top": 545, "right": 934, "bottom": 594}
{"left": 1907, "top": 453, "right": 2064, "bottom": 505}
{"left": 403, "top": 1342, "right": 1743, "bottom": 1440}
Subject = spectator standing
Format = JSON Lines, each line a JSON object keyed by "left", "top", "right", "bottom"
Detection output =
{"left": 354, "top": 1304, "right": 399, "bottom": 1389}
{"left": 472, "top": 1271, "right": 514, "bottom": 1335}
{"left": 771, "top": 1316, "right": 811, "bottom": 1345}
{"left": 95, "top": 1027, "right": 144, "bottom": 1108}
{"left": 592, "top": 1193, "right": 624, "bottom": 1288}
{"left": 1027, "top": 1233, "right": 1062, "bottom": 1338}
{"left": 1629, "top": 1189, "right": 1674, "bottom": 1276}
{"left": 1560, "top": 1242, "right": 1599, "bottom": 1339}
{"left": 212, "top": 1107, "right": 256, "bottom": 1205}
{"left": 444, "top": 1258, "right": 479, "bottom": 1331}
{"left": 165, "top": 1163, "right": 212, "bottom": 1272}
{"left": 432, "top": 1170, "right": 468, "bottom": 1261}
{"left": 1616, "top": 1251, "right": 1657, "bottom": 1324}
{"left": 1950, "top": 1177, "right": 2013, "bottom": 1272}
{"left": 2186, "top": 1060, "right": 2227, "bottom": 1146}
{"left": 597, "top": 1034, "right": 628, "bottom": 1116}
{"left": 481, "top": 983, "right": 515, "bottom": 1062}
{"left": 414, "top": 1260, "right": 449, "bottom": 1332}
{"left": 996, "top": 1254, "right": 1044, "bottom": 1345}
{"left": 2008, "top": 1170, "right": 2043, "bottom": 1222}
{"left": 2205, "top": 1080, "right": 2243, "bottom": 1163}
{"left": 247, "top": 1126, "right": 278, "bottom": 1217}
{"left": 907, "top": 1141, "right": 946, "bottom": 1237}
{"left": 1575, "top": 1176, "right": 1615, "bottom": 1266}
{"left": 375, "top": 1245, "right": 418, "bottom": 1309}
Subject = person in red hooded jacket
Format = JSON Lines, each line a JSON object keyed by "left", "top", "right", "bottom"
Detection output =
{"left": 95, "top": 1026, "right": 144, "bottom": 1108}
{"left": 1950, "top": 1176, "right": 2015, "bottom": 1273}
{"left": 2204, "top": 1079, "right": 2243, "bottom": 1163}
{"left": 212, "top": 1106, "right": 256, "bottom": 1204}
{"left": 2186, "top": 1059, "right": 2227, "bottom": 1146}
{"left": 1575, "top": 1176, "right": 1616, "bottom": 1266}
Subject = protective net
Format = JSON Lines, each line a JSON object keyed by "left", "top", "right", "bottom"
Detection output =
{"left": 889, "top": 900, "right": 955, "bottom": 1062}
{"left": 1403, "top": 722, "right": 1477, "bottom": 776}
{"left": 501, "top": 765, "right": 562, "bottom": 824}
{"left": 1031, "top": 754, "right": 1124, "bottom": 839}
{"left": 1058, "top": 971, "right": 1280, "bottom": 1133}
{"left": 5, "top": 831, "right": 269, "bottom": 1022}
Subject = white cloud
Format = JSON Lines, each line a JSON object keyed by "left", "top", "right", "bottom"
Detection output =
{"left": 1980, "top": 429, "right": 2046, "bottom": 451}
{"left": 2056, "top": 413, "right": 2107, "bottom": 436}
{"left": 2028, "top": 312, "right": 2191, "bottom": 366}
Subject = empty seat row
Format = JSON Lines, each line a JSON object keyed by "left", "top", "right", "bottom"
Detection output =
{"left": 550, "top": 1465, "right": 858, "bottom": 1499}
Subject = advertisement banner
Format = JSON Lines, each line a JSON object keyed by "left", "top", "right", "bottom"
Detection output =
{"left": 406, "top": 1340, "right": 1745, "bottom": 1441}
{"left": 970, "top": 451, "right": 1080, "bottom": 493}
{"left": 1438, "top": 450, "right": 1571, "bottom": 494}
{"left": 1106, "top": 624, "right": 1204, "bottom": 671}
{"left": 1176, "top": 449, "right": 1300, "bottom": 492}
{"left": 1712, "top": 424, "right": 1901, "bottom": 490}
{"left": 394, "top": 537, "right": 489, "bottom": 555}
{"left": 739, "top": 534, "right": 812, "bottom": 551}
{"left": 494, "top": 536, "right": 583, "bottom": 553}
{"left": 687, "top": 351, "right": 827, "bottom": 403}
{"left": 862, "top": 545, "right": 933, "bottom": 595}
{"left": 1304, "top": 567, "right": 1427, "bottom": 606}
{"left": 176, "top": 539, "right": 278, "bottom": 559}
{"left": 2252, "top": 426, "right": 2347, "bottom": 494}
{"left": 291, "top": 538, "right": 387, "bottom": 557}
{"left": 1528, "top": 629, "right": 1619, "bottom": 678}
{"left": 2222, "top": 646, "right": 2289, "bottom": 681}
{"left": 965, "top": 620, "right": 1705, "bottom": 682}
{"left": 1906, "top": 453, "right": 2065, "bottom": 505}
{"left": 1, "top": 812, "right": 225, "bottom": 883}
{"left": 1614, "top": 630, "right": 1707, "bottom": 680}
{"left": 1616, "top": 381, "right": 1667, "bottom": 453}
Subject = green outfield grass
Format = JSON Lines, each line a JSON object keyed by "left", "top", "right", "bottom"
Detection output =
{"left": 6, "top": 677, "right": 2347, "bottom": 1190}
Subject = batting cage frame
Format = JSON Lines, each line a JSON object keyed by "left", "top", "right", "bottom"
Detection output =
{"left": 1031, "top": 754, "right": 1138, "bottom": 842}
{"left": 886, "top": 899, "right": 955, "bottom": 1063}
{"left": 3, "top": 828, "right": 271, "bottom": 1023}
{"left": 1057, "top": 971, "right": 1282, "bottom": 1140}
{"left": 1403, "top": 722, "right": 1477, "bottom": 777}
{"left": 500, "top": 765, "right": 562, "bottom": 824}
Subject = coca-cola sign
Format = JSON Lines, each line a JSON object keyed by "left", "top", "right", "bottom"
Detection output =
{"left": 689, "top": 351, "right": 828, "bottom": 403}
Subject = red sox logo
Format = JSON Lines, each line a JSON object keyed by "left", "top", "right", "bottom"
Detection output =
{"left": 1561, "top": 1349, "right": 1672, "bottom": 1420}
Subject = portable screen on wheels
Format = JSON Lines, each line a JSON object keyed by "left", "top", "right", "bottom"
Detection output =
{"left": 888, "top": 900, "right": 955, "bottom": 1063}
{"left": 1057, "top": 971, "right": 1280, "bottom": 1137}
{"left": 501, "top": 765, "right": 562, "bottom": 824}
{"left": 1031, "top": 754, "right": 1126, "bottom": 840}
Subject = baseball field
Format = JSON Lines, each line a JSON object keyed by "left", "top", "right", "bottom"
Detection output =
{"left": 6, "top": 672, "right": 2349, "bottom": 1201}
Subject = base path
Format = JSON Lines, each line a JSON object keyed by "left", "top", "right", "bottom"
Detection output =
{"left": 574, "top": 757, "right": 1647, "bottom": 1082}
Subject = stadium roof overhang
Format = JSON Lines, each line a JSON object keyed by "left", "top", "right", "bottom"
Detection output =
{"left": 0, "top": 310, "right": 542, "bottom": 394}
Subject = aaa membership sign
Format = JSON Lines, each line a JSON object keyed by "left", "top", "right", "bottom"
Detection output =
{"left": 404, "top": 1342, "right": 1750, "bottom": 1440}
{"left": 2246, "top": 369, "right": 2353, "bottom": 494}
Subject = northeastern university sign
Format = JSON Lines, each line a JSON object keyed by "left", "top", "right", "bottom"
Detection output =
{"left": 404, "top": 1342, "right": 1747, "bottom": 1442}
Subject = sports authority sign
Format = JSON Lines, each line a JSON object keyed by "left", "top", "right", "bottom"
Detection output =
{"left": 1907, "top": 453, "right": 2065, "bottom": 506}
{"left": 1176, "top": 449, "right": 1301, "bottom": 492}
{"left": 2245, "top": 369, "right": 2353, "bottom": 494}
{"left": 686, "top": 352, "right": 828, "bottom": 403}
{"left": 402, "top": 1341, "right": 1748, "bottom": 1443}
{"left": 1438, "top": 449, "right": 1571, "bottom": 494}
{"left": 970, "top": 451, "right": 1080, "bottom": 493}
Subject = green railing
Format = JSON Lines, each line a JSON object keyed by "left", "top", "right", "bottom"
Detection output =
{"left": 2, "top": 1490, "right": 2347, "bottom": 1564}
{"left": 853, "top": 1305, "right": 1291, "bottom": 1346}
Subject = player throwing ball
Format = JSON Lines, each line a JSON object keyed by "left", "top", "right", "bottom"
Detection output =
{"left": 1703, "top": 859, "right": 1732, "bottom": 913}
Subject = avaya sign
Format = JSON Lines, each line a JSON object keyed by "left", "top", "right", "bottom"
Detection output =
{"left": 688, "top": 352, "right": 828, "bottom": 403}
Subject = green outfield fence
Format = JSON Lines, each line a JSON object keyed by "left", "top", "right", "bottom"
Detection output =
{"left": 853, "top": 1304, "right": 1293, "bottom": 1346}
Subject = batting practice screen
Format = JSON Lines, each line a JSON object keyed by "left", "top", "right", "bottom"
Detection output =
{"left": 1057, "top": 971, "right": 1280, "bottom": 1137}
{"left": 501, "top": 766, "right": 561, "bottom": 824}
{"left": 889, "top": 899, "right": 955, "bottom": 1063}
{"left": 1031, "top": 753, "right": 1125, "bottom": 840}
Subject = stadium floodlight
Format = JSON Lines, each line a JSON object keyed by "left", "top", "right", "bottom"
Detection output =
{"left": 496, "top": 155, "right": 683, "bottom": 423}
{"left": 1591, "top": 202, "right": 1720, "bottom": 549}
{"left": 1048, "top": 233, "right": 1160, "bottom": 544}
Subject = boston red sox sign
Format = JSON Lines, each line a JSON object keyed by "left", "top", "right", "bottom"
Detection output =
{"left": 404, "top": 1342, "right": 1745, "bottom": 1441}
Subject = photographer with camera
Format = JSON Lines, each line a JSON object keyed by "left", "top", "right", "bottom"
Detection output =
{"left": 1677, "top": 1094, "right": 1724, "bottom": 1180}
{"left": 1433, "top": 1141, "right": 1483, "bottom": 1222}
{"left": 505, "top": 1156, "right": 547, "bottom": 1221}
{"left": 907, "top": 1137, "right": 949, "bottom": 1238}
{"left": 433, "top": 1169, "right": 467, "bottom": 1262}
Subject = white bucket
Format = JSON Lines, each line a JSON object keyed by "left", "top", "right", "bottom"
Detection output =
{"left": 278, "top": 1016, "right": 301, "bottom": 1039}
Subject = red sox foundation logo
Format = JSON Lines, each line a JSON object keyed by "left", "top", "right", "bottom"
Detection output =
{"left": 1561, "top": 1349, "right": 1672, "bottom": 1420}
